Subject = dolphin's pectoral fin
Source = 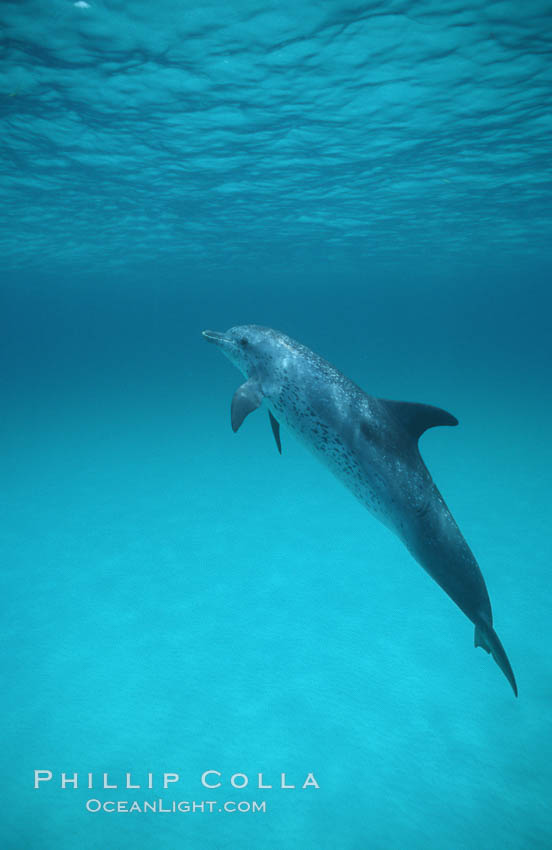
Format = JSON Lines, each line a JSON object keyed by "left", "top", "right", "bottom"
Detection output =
{"left": 381, "top": 399, "right": 458, "bottom": 442}
{"left": 268, "top": 410, "right": 282, "bottom": 454}
{"left": 231, "top": 379, "right": 263, "bottom": 433}
{"left": 474, "top": 621, "right": 518, "bottom": 697}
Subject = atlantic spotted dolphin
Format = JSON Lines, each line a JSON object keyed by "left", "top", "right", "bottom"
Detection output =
{"left": 203, "top": 325, "right": 517, "bottom": 696}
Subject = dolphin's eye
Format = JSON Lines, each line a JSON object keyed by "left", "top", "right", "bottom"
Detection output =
{"left": 240, "top": 336, "right": 249, "bottom": 347}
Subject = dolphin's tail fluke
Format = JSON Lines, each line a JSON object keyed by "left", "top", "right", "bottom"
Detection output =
{"left": 474, "top": 620, "right": 518, "bottom": 697}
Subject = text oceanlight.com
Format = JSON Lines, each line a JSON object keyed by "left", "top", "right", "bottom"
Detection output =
{"left": 85, "top": 799, "right": 267, "bottom": 813}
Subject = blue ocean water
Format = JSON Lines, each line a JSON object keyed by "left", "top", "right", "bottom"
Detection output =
{"left": 2, "top": 1, "right": 552, "bottom": 848}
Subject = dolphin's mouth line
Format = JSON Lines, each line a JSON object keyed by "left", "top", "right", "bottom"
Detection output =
{"left": 202, "top": 329, "right": 231, "bottom": 345}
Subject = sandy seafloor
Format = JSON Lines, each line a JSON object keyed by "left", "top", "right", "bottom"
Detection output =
{"left": 3, "top": 273, "right": 551, "bottom": 849}
{"left": 2, "top": 0, "right": 552, "bottom": 848}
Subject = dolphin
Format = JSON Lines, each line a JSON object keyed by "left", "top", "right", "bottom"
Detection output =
{"left": 203, "top": 325, "right": 517, "bottom": 696}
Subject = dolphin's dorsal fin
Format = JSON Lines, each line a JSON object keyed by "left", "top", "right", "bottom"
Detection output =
{"left": 268, "top": 410, "right": 282, "bottom": 454}
{"left": 231, "top": 379, "right": 263, "bottom": 433}
{"left": 381, "top": 399, "right": 458, "bottom": 441}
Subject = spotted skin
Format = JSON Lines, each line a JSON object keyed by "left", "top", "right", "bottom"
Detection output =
{"left": 203, "top": 325, "right": 518, "bottom": 696}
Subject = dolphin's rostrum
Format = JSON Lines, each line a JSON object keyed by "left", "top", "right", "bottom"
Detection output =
{"left": 203, "top": 325, "right": 517, "bottom": 696}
